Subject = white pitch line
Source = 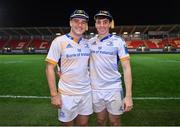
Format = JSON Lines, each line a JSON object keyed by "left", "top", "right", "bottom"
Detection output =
{"left": 0, "top": 95, "right": 180, "bottom": 100}
{"left": 134, "top": 97, "right": 180, "bottom": 100}
{"left": 0, "top": 95, "right": 50, "bottom": 99}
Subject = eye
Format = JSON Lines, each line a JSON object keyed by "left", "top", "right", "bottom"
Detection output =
{"left": 96, "top": 20, "right": 101, "bottom": 24}
{"left": 103, "top": 20, "right": 109, "bottom": 24}
{"left": 72, "top": 19, "right": 79, "bottom": 23}
{"left": 72, "top": 19, "right": 87, "bottom": 25}
{"left": 104, "top": 21, "right": 108, "bottom": 24}
{"left": 81, "top": 21, "right": 87, "bottom": 25}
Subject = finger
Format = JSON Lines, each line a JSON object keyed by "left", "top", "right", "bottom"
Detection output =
{"left": 52, "top": 104, "right": 61, "bottom": 109}
{"left": 124, "top": 107, "right": 129, "bottom": 112}
{"left": 124, "top": 106, "right": 133, "bottom": 112}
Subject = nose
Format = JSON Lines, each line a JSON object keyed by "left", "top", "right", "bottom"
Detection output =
{"left": 99, "top": 22, "right": 105, "bottom": 27}
{"left": 78, "top": 22, "right": 83, "bottom": 26}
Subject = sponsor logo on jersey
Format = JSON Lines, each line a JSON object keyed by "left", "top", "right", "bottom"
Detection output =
{"left": 98, "top": 46, "right": 102, "bottom": 50}
{"left": 66, "top": 43, "right": 73, "bottom": 48}
{"left": 77, "top": 49, "right": 81, "bottom": 52}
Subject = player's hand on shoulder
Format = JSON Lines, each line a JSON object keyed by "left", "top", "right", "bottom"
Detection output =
{"left": 56, "top": 70, "right": 61, "bottom": 78}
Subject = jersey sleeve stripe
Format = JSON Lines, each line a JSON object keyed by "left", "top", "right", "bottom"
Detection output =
{"left": 45, "top": 58, "right": 57, "bottom": 65}
{"left": 120, "top": 56, "right": 130, "bottom": 61}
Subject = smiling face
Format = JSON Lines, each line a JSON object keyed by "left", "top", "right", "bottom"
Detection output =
{"left": 70, "top": 18, "right": 88, "bottom": 38}
{"left": 95, "top": 18, "right": 111, "bottom": 37}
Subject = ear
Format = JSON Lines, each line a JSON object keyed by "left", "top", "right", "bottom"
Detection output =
{"left": 86, "top": 24, "right": 88, "bottom": 31}
{"left": 70, "top": 20, "right": 72, "bottom": 27}
{"left": 111, "top": 19, "right": 114, "bottom": 29}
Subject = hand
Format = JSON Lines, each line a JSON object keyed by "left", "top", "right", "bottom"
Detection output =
{"left": 56, "top": 71, "right": 61, "bottom": 78}
{"left": 124, "top": 96, "right": 133, "bottom": 112}
{"left": 51, "top": 94, "right": 62, "bottom": 109}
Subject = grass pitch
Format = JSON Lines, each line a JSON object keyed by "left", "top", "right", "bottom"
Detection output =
{"left": 0, "top": 54, "right": 180, "bottom": 125}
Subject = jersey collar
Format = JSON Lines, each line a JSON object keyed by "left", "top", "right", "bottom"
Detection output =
{"left": 66, "top": 34, "right": 82, "bottom": 44}
{"left": 99, "top": 34, "right": 113, "bottom": 42}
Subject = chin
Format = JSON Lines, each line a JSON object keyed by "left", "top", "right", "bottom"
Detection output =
{"left": 76, "top": 31, "right": 85, "bottom": 35}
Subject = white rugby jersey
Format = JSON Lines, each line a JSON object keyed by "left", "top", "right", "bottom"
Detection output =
{"left": 46, "top": 34, "right": 91, "bottom": 95}
{"left": 89, "top": 34, "right": 129, "bottom": 90}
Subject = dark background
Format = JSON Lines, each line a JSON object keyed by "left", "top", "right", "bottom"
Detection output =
{"left": 0, "top": 0, "right": 179, "bottom": 27}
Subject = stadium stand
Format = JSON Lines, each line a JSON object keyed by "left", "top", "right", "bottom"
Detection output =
{"left": 144, "top": 40, "right": 159, "bottom": 49}
{"left": 0, "top": 40, "right": 6, "bottom": 50}
{"left": 29, "top": 39, "right": 50, "bottom": 49}
{"left": 127, "top": 40, "right": 145, "bottom": 49}
{"left": 7, "top": 39, "right": 29, "bottom": 49}
{"left": 0, "top": 24, "right": 180, "bottom": 54}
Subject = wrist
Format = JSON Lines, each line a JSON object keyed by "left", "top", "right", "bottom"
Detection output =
{"left": 51, "top": 92, "right": 61, "bottom": 97}
{"left": 51, "top": 93, "right": 58, "bottom": 97}
{"left": 125, "top": 96, "right": 132, "bottom": 98}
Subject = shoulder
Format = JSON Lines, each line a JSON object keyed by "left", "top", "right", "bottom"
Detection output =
{"left": 81, "top": 37, "right": 89, "bottom": 43}
{"left": 110, "top": 35, "right": 127, "bottom": 48}
{"left": 80, "top": 38, "right": 90, "bottom": 48}
{"left": 51, "top": 35, "right": 67, "bottom": 46}
{"left": 88, "top": 36, "right": 97, "bottom": 44}
{"left": 52, "top": 35, "right": 66, "bottom": 42}
{"left": 111, "top": 35, "right": 125, "bottom": 42}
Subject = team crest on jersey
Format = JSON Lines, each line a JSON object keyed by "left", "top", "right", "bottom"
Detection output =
{"left": 77, "top": 49, "right": 81, "bottom": 52}
{"left": 66, "top": 43, "right": 73, "bottom": 48}
{"left": 106, "top": 41, "right": 113, "bottom": 46}
{"left": 84, "top": 44, "right": 89, "bottom": 48}
{"left": 60, "top": 111, "right": 65, "bottom": 118}
{"left": 98, "top": 46, "right": 102, "bottom": 50}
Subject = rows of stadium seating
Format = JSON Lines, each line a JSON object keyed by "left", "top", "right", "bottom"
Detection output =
{"left": 0, "top": 39, "right": 51, "bottom": 50}
{"left": 126, "top": 38, "right": 180, "bottom": 49}
{"left": 0, "top": 38, "right": 180, "bottom": 50}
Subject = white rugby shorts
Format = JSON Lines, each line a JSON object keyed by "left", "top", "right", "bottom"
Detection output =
{"left": 58, "top": 92, "right": 93, "bottom": 122}
{"left": 92, "top": 89, "right": 124, "bottom": 115}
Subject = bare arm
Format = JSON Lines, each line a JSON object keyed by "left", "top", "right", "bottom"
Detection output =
{"left": 46, "top": 62, "right": 61, "bottom": 108}
{"left": 121, "top": 59, "right": 133, "bottom": 112}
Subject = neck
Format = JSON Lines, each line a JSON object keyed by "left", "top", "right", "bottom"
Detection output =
{"left": 98, "top": 33, "right": 110, "bottom": 40}
{"left": 69, "top": 31, "right": 82, "bottom": 42}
